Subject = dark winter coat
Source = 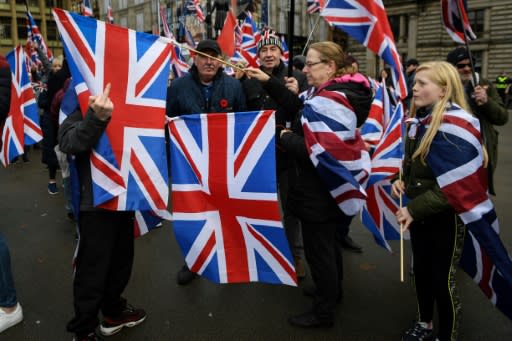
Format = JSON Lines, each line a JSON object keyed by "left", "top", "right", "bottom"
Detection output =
{"left": 166, "top": 65, "right": 246, "bottom": 117}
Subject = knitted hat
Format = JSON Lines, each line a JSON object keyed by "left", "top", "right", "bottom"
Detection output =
{"left": 257, "top": 27, "right": 283, "bottom": 53}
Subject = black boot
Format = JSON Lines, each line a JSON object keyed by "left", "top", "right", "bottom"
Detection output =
{"left": 176, "top": 264, "right": 197, "bottom": 285}
{"left": 288, "top": 311, "right": 333, "bottom": 328}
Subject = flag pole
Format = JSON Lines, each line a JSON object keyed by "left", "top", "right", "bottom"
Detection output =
{"left": 454, "top": 0, "right": 478, "bottom": 86}
{"left": 287, "top": 0, "right": 295, "bottom": 77}
{"left": 302, "top": 13, "right": 322, "bottom": 56}
{"left": 399, "top": 168, "right": 404, "bottom": 283}
{"left": 168, "top": 38, "right": 244, "bottom": 71}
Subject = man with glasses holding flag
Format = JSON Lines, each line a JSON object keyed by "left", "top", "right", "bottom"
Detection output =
{"left": 446, "top": 46, "right": 508, "bottom": 196}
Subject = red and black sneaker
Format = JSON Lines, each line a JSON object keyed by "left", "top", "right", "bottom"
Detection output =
{"left": 99, "top": 305, "right": 146, "bottom": 336}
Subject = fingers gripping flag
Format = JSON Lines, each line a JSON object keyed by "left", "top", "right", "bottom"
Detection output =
{"left": 1, "top": 46, "right": 42, "bottom": 167}
{"left": 321, "top": 0, "right": 408, "bottom": 99}
{"left": 53, "top": 9, "right": 171, "bottom": 212}
{"left": 168, "top": 110, "right": 297, "bottom": 286}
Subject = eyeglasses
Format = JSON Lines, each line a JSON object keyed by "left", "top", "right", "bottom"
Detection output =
{"left": 456, "top": 62, "right": 472, "bottom": 69}
{"left": 304, "top": 61, "right": 325, "bottom": 68}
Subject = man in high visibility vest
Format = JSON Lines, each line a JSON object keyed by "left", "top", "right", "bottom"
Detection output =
{"left": 495, "top": 71, "right": 510, "bottom": 104}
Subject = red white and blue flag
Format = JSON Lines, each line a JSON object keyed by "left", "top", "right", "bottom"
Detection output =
{"left": 360, "top": 102, "right": 406, "bottom": 251}
{"left": 441, "top": 0, "right": 476, "bottom": 44}
{"left": 53, "top": 8, "right": 171, "bottom": 212}
{"left": 307, "top": 0, "right": 325, "bottom": 14}
{"left": 168, "top": 110, "right": 297, "bottom": 285}
{"left": 82, "top": 0, "right": 93, "bottom": 17}
{"left": 59, "top": 79, "right": 165, "bottom": 237}
{"left": 360, "top": 81, "right": 391, "bottom": 151}
{"left": 187, "top": 0, "right": 205, "bottom": 22}
{"left": 301, "top": 76, "right": 371, "bottom": 216}
{"left": 321, "top": 0, "right": 408, "bottom": 99}
{"left": 424, "top": 104, "right": 512, "bottom": 320}
{"left": 1, "top": 46, "right": 42, "bottom": 167}
{"left": 26, "top": 9, "right": 53, "bottom": 68}
{"left": 280, "top": 35, "right": 289, "bottom": 64}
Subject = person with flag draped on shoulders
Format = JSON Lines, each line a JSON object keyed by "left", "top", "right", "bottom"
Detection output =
{"left": 59, "top": 84, "right": 146, "bottom": 341}
{"left": 391, "top": 61, "right": 486, "bottom": 341}
{"left": 246, "top": 41, "right": 372, "bottom": 328}
{"left": 0, "top": 53, "right": 24, "bottom": 334}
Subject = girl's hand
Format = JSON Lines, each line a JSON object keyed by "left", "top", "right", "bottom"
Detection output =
{"left": 396, "top": 207, "right": 414, "bottom": 231}
{"left": 391, "top": 180, "right": 405, "bottom": 199}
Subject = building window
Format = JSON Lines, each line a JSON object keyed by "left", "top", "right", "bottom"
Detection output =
{"left": 388, "top": 14, "right": 408, "bottom": 43}
{"left": 119, "top": 16, "right": 128, "bottom": 28}
{"left": 471, "top": 50, "right": 483, "bottom": 74}
{"left": 0, "top": 18, "right": 11, "bottom": 39}
{"left": 119, "top": 0, "right": 128, "bottom": 10}
{"left": 47, "top": 21, "right": 58, "bottom": 41}
{"left": 468, "top": 9, "right": 485, "bottom": 35}
{"left": 136, "top": 12, "right": 144, "bottom": 32}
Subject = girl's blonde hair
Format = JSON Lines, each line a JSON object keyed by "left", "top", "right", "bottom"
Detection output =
{"left": 410, "top": 61, "right": 486, "bottom": 166}
{"left": 309, "top": 41, "right": 356, "bottom": 76}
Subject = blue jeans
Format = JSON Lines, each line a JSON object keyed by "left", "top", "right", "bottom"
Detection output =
{"left": 0, "top": 232, "right": 17, "bottom": 307}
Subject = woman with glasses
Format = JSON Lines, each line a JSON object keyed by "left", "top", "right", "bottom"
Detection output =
{"left": 245, "top": 41, "right": 372, "bottom": 328}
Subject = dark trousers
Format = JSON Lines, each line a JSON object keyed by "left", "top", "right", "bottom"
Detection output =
{"left": 301, "top": 215, "right": 350, "bottom": 322}
{"left": 67, "top": 210, "right": 135, "bottom": 337}
{"left": 278, "top": 168, "right": 303, "bottom": 258}
{"left": 410, "top": 212, "right": 464, "bottom": 341}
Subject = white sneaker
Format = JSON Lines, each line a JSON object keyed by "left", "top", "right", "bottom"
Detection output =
{"left": 0, "top": 303, "right": 23, "bottom": 333}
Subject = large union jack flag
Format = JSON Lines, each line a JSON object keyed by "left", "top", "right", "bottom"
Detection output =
{"left": 425, "top": 104, "right": 512, "bottom": 320}
{"left": 441, "top": 0, "right": 476, "bottom": 44}
{"left": 321, "top": 0, "right": 408, "bottom": 99}
{"left": 25, "top": 9, "right": 53, "bottom": 69}
{"left": 168, "top": 110, "right": 297, "bottom": 285}
{"left": 301, "top": 75, "right": 371, "bottom": 216}
{"left": 53, "top": 8, "right": 171, "bottom": 212}
{"left": 1, "top": 46, "right": 42, "bottom": 167}
{"left": 360, "top": 102, "right": 407, "bottom": 251}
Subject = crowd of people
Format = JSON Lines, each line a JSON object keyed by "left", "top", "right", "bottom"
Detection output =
{"left": 0, "top": 27, "right": 509, "bottom": 340}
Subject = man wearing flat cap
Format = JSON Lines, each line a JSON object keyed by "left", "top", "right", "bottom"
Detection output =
{"left": 447, "top": 46, "right": 508, "bottom": 195}
{"left": 166, "top": 39, "right": 246, "bottom": 285}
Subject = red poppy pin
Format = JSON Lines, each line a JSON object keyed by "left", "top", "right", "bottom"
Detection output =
{"left": 219, "top": 98, "right": 228, "bottom": 109}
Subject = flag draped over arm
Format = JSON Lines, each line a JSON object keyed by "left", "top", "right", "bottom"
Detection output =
{"left": 53, "top": 8, "right": 171, "bottom": 212}
{"left": 1, "top": 46, "right": 42, "bottom": 167}
{"left": 441, "top": 0, "right": 476, "bottom": 44}
{"left": 321, "top": 0, "right": 407, "bottom": 99}
{"left": 425, "top": 104, "right": 512, "bottom": 320}
{"left": 168, "top": 110, "right": 297, "bottom": 286}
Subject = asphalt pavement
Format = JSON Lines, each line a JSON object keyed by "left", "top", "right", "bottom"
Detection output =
{"left": 1, "top": 120, "right": 511, "bottom": 340}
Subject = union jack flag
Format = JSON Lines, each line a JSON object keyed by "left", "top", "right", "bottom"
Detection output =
{"left": 280, "top": 35, "right": 289, "bottom": 64}
{"left": 168, "top": 110, "right": 297, "bottom": 285}
{"left": 53, "top": 8, "right": 171, "bottom": 212}
{"left": 1, "top": 46, "right": 42, "bottom": 167}
{"left": 236, "top": 13, "right": 259, "bottom": 67}
{"left": 301, "top": 75, "right": 371, "bottom": 216}
{"left": 321, "top": 0, "right": 408, "bottom": 99}
{"left": 82, "top": 0, "right": 93, "bottom": 17}
{"left": 307, "top": 0, "right": 325, "bottom": 14}
{"left": 360, "top": 102, "right": 406, "bottom": 251}
{"left": 59, "top": 79, "right": 167, "bottom": 237}
{"left": 424, "top": 104, "right": 512, "bottom": 320}
{"left": 25, "top": 9, "right": 53, "bottom": 68}
{"left": 360, "top": 82, "right": 391, "bottom": 151}
{"left": 187, "top": 0, "right": 205, "bottom": 22}
{"left": 170, "top": 44, "right": 190, "bottom": 79}
{"left": 441, "top": 0, "right": 476, "bottom": 44}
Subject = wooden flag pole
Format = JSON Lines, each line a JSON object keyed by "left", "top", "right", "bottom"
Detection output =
{"left": 167, "top": 39, "right": 245, "bottom": 72}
